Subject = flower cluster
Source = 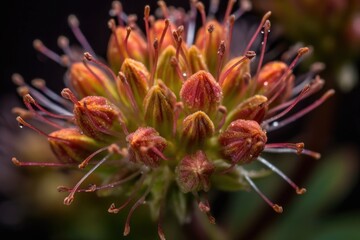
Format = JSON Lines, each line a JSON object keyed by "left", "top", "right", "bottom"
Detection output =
{"left": 12, "top": 1, "right": 334, "bottom": 239}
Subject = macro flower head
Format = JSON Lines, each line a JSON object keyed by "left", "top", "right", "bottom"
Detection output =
{"left": 11, "top": 0, "right": 334, "bottom": 239}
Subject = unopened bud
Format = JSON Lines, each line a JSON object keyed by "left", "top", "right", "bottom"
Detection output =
{"left": 143, "top": 84, "right": 176, "bottom": 136}
{"left": 74, "top": 96, "right": 125, "bottom": 142}
{"left": 188, "top": 45, "right": 209, "bottom": 73}
{"left": 67, "top": 62, "right": 118, "bottom": 99}
{"left": 182, "top": 111, "right": 215, "bottom": 144}
{"left": 126, "top": 127, "right": 167, "bottom": 168}
{"left": 176, "top": 151, "right": 215, "bottom": 193}
{"left": 219, "top": 120, "right": 267, "bottom": 164}
{"left": 227, "top": 95, "right": 268, "bottom": 124}
{"left": 49, "top": 128, "right": 104, "bottom": 163}
{"left": 180, "top": 70, "right": 222, "bottom": 117}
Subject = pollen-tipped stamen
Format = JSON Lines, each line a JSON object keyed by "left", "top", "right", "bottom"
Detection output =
{"left": 157, "top": 1, "right": 169, "bottom": 19}
{"left": 244, "top": 174, "right": 283, "bottom": 213}
{"left": 111, "top": 1, "right": 124, "bottom": 26}
{"left": 265, "top": 142, "right": 304, "bottom": 154}
{"left": 263, "top": 148, "right": 321, "bottom": 159}
{"left": 64, "top": 153, "right": 111, "bottom": 205}
{"left": 254, "top": 20, "right": 271, "bottom": 87}
{"left": 224, "top": 0, "right": 236, "bottom": 24}
{"left": 243, "top": 11, "right": 271, "bottom": 54}
{"left": 257, "top": 156, "right": 306, "bottom": 195}
{"left": 144, "top": 5, "right": 153, "bottom": 69}
{"left": 216, "top": 41, "right": 226, "bottom": 82}
{"left": 193, "top": 191, "right": 216, "bottom": 224}
{"left": 268, "top": 89, "right": 335, "bottom": 131}
{"left": 57, "top": 35, "right": 75, "bottom": 62}
{"left": 33, "top": 39, "right": 64, "bottom": 65}
{"left": 68, "top": 14, "right": 96, "bottom": 57}
{"left": 11, "top": 157, "right": 77, "bottom": 167}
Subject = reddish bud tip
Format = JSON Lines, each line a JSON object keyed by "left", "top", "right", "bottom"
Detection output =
{"left": 273, "top": 204, "right": 283, "bottom": 213}
{"left": 296, "top": 187, "right": 307, "bottom": 195}
{"left": 219, "top": 120, "right": 267, "bottom": 164}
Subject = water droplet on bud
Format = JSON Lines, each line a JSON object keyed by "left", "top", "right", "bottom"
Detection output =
{"left": 261, "top": 30, "right": 264, "bottom": 34}
{"left": 18, "top": 123, "right": 24, "bottom": 128}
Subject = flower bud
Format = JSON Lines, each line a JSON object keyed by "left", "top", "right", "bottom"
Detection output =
{"left": 180, "top": 70, "right": 222, "bottom": 117}
{"left": 176, "top": 151, "right": 215, "bottom": 193}
{"left": 68, "top": 62, "right": 118, "bottom": 99}
{"left": 257, "top": 61, "right": 294, "bottom": 105}
{"left": 157, "top": 46, "right": 184, "bottom": 95}
{"left": 143, "top": 83, "right": 176, "bottom": 135}
{"left": 127, "top": 127, "right": 167, "bottom": 168}
{"left": 219, "top": 120, "right": 267, "bottom": 164}
{"left": 107, "top": 26, "right": 147, "bottom": 73}
{"left": 182, "top": 111, "right": 215, "bottom": 144}
{"left": 220, "top": 56, "right": 251, "bottom": 107}
{"left": 74, "top": 96, "right": 124, "bottom": 142}
{"left": 49, "top": 128, "right": 103, "bottom": 163}
{"left": 195, "top": 20, "right": 224, "bottom": 74}
{"left": 118, "top": 58, "right": 150, "bottom": 107}
{"left": 227, "top": 95, "right": 268, "bottom": 124}
{"left": 187, "top": 45, "right": 208, "bottom": 73}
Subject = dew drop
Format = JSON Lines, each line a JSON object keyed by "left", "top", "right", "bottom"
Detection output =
{"left": 261, "top": 30, "right": 264, "bottom": 34}
{"left": 272, "top": 121, "right": 279, "bottom": 127}
{"left": 268, "top": 30, "right": 271, "bottom": 33}
{"left": 261, "top": 42, "right": 264, "bottom": 45}
{"left": 182, "top": 72, "right": 187, "bottom": 78}
{"left": 18, "top": 123, "right": 24, "bottom": 129}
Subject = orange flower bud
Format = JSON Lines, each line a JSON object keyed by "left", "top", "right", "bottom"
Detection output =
{"left": 176, "top": 151, "right": 215, "bottom": 193}
{"left": 227, "top": 95, "right": 268, "bottom": 124}
{"left": 107, "top": 26, "right": 147, "bottom": 73}
{"left": 220, "top": 56, "right": 251, "bottom": 107}
{"left": 257, "top": 61, "right": 294, "bottom": 105}
{"left": 127, "top": 127, "right": 167, "bottom": 168}
{"left": 219, "top": 120, "right": 267, "bottom": 164}
{"left": 180, "top": 70, "right": 222, "bottom": 117}
{"left": 49, "top": 128, "right": 103, "bottom": 163}
{"left": 68, "top": 62, "right": 118, "bottom": 99}
{"left": 74, "top": 96, "right": 124, "bottom": 142}
{"left": 182, "top": 111, "right": 215, "bottom": 144}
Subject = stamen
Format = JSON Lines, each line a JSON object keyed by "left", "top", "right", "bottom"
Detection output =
{"left": 267, "top": 47, "right": 310, "bottom": 105}
{"left": 265, "top": 142, "right": 304, "bottom": 154}
{"left": 108, "top": 19, "right": 128, "bottom": 59}
{"left": 244, "top": 174, "right": 283, "bottom": 213}
{"left": 170, "top": 57, "right": 186, "bottom": 82}
{"left": 111, "top": 1, "right": 124, "bottom": 26}
{"left": 123, "top": 184, "right": 152, "bottom": 236}
{"left": 31, "top": 78, "right": 73, "bottom": 110}
{"left": 23, "top": 93, "right": 73, "bottom": 120}
{"left": 263, "top": 148, "right": 321, "bottom": 159}
{"left": 23, "top": 94, "right": 63, "bottom": 129}
{"left": 219, "top": 51, "right": 256, "bottom": 86}
{"left": 12, "top": 157, "right": 77, "bottom": 167}
{"left": 225, "top": 15, "right": 235, "bottom": 58}
{"left": 33, "top": 39, "right": 63, "bottom": 65}
{"left": 108, "top": 174, "right": 146, "bottom": 214}
{"left": 196, "top": 2, "right": 207, "bottom": 49}
{"left": 57, "top": 36, "right": 75, "bottom": 62}
{"left": 216, "top": 41, "right": 226, "bottom": 81}
{"left": 68, "top": 15, "right": 96, "bottom": 57}
{"left": 186, "top": 0, "right": 198, "bottom": 45}
{"left": 157, "top": 1, "right": 169, "bottom": 19}
{"left": 193, "top": 191, "right": 216, "bottom": 224}
{"left": 84, "top": 52, "right": 117, "bottom": 82}
{"left": 255, "top": 20, "right": 271, "bottom": 82}
{"left": 257, "top": 157, "right": 306, "bottom": 195}
{"left": 224, "top": 0, "right": 237, "bottom": 24}
{"left": 117, "top": 72, "right": 139, "bottom": 113}
{"left": 209, "top": 0, "right": 220, "bottom": 18}
{"left": 243, "top": 11, "right": 271, "bottom": 54}
{"left": 12, "top": 107, "right": 34, "bottom": 119}
{"left": 124, "top": 26, "right": 132, "bottom": 54}
{"left": 61, "top": 88, "right": 79, "bottom": 105}
{"left": 159, "top": 19, "right": 170, "bottom": 50}
{"left": 150, "top": 38, "right": 159, "bottom": 86}
{"left": 64, "top": 154, "right": 111, "bottom": 205}
{"left": 144, "top": 5, "right": 153, "bottom": 69}
{"left": 233, "top": 0, "right": 252, "bottom": 20}
{"left": 262, "top": 84, "right": 310, "bottom": 126}
{"left": 217, "top": 105, "right": 227, "bottom": 130}
{"left": 16, "top": 116, "right": 71, "bottom": 143}
{"left": 78, "top": 145, "right": 110, "bottom": 169}
{"left": 268, "top": 89, "right": 335, "bottom": 131}
{"left": 292, "top": 63, "right": 326, "bottom": 96}
{"left": 57, "top": 171, "right": 140, "bottom": 192}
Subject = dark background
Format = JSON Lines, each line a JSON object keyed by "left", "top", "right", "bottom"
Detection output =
{"left": 2, "top": 0, "right": 360, "bottom": 239}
